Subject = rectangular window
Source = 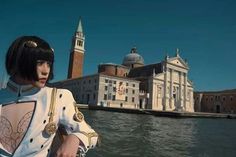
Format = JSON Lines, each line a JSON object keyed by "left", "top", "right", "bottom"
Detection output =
{"left": 105, "top": 79, "right": 108, "bottom": 83}
{"left": 133, "top": 84, "right": 135, "bottom": 87}
{"left": 132, "top": 90, "right": 135, "bottom": 94}
{"left": 126, "top": 89, "right": 128, "bottom": 93}
{"left": 113, "top": 87, "right": 116, "bottom": 92}
{"left": 77, "top": 40, "right": 83, "bottom": 46}
{"left": 112, "top": 95, "right": 116, "bottom": 100}
{"left": 125, "top": 96, "right": 128, "bottom": 102}
{"left": 108, "top": 93, "right": 112, "bottom": 100}
{"left": 104, "top": 94, "right": 107, "bottom": 100}
{"left": 132, "top": 97, "right": 135, "bottom": 102}
{"left": 126, "top": 83, "right": 129, "bottom": 86}
{"left": 93, "top": 94, "right": 96, "bottom": 100}
{"left": 223, "top": 97, "right": 226, "bottom": 101}
{"left": 105, "top": 86, "right": 108, "bottom": 91}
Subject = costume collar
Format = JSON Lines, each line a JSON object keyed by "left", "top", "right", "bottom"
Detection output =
{"left": 7, "top": 79, "right": 40, "bottom": 96}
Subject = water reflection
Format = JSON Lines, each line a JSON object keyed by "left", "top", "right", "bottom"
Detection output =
{"left": 83, "top": 110, "right": 236, "bottom": 157}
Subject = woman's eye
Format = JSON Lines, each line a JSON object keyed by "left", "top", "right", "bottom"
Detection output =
{"left": 47, "top": 62, "right": 52, "bottom": 66}
{"left": 37, "top": 60, "right": 51, "bottom": 67}
{"left": 37, "top": 61, "right": 44, "bottom": 65}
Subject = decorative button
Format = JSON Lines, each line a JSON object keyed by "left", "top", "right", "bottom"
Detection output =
{"left": 30, "top": 138, "right": 33, "bottom": 143}
{"left": 43, "top": 120, "right": 47, "bottom": 124}
{"left": 63, "top": 106, "right": 66, "bottom": 110}
{"left": 44, "top": 122, "right": 57, "bottom": 135}
{"left": 41, "top": 145, "right": 44, "bottom": 148}
{"left": 59, "top": 94, "right": 62, "bottom": 98}
{"left": 73, "top": 111, "right": 84, "bottom": 122}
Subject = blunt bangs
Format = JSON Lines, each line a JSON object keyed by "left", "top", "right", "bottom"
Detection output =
{"left": 5, "top": 36, "right": 54, "bottom": 81}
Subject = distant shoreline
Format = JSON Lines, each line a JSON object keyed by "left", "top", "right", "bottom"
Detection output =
{"left": 77, "top": 104, "right": 236, "bottom": 119}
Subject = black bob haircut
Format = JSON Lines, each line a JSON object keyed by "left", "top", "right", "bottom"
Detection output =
{"left": 5, "top": 36, "right": 54, "bottom": 81}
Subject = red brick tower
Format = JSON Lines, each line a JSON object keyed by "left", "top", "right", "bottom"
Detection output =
{"left": 67, "top": 19, "right": 85, "bottom": 79}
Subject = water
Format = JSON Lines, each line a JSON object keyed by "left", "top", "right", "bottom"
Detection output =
{"left": 82, "top": 110, "right": 236, "bottom": 157}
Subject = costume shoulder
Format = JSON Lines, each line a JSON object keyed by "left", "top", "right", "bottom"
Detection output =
{"left": 56, "top": 88, "right": 73, "bottom": 98}
{"left": 45, "top": 87, "right": 72, "bottom": 96}
{"left": 47, "top": 87, "right": 74, "bottom": 103}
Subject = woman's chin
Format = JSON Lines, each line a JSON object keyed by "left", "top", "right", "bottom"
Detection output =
{"left": 33, "top": 81, "right": 46, "bottom": 88}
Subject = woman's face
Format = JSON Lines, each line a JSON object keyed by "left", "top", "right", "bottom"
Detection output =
{"left": 33, "top": 60, "right": 51, "bottom": 88}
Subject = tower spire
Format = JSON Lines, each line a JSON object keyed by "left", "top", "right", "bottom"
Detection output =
{"left": 67, "top": 18, "right": 85, "bottom": 79}
{"left": 77, "top": 18, "right": 83, "bottom": 33}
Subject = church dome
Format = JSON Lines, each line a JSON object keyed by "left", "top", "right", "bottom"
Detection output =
{"left": 122, "top": 47, "right": 144, "bottom": 68}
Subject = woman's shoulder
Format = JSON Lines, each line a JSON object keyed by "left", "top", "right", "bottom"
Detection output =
{"left": 45, "top": 86, "right": 73, "bottom": 97}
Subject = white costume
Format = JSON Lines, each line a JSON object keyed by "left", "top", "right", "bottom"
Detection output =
{"left": 0, "top": 79, "right": 98, "bottom": 157}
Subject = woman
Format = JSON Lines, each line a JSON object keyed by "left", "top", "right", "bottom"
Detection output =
{"left": 0, "top": 36, "right": 98, "bottom": 157}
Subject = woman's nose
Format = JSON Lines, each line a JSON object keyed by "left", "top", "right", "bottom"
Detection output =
{"left": 41, "top": 63, "right": 50, "bottom": 75}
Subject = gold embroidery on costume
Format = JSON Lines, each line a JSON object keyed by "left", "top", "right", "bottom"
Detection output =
{"left": 44, "top": 88, "right": 57, "bottom": 136}
{"left": 73, "top": 105, "right": 84, "bottom": 122}
{"left": 44, "top": 122, "right": 57, "bottom": 136}
{"left": 79, "top": 131, "right": 98, "bottom": 148}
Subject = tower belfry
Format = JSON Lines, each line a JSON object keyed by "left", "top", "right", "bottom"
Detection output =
{"left": 67, "top": 18, "right": 85, "bottom": 79}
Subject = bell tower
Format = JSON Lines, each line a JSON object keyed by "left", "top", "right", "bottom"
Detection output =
{"left": 67, "top": 18, "right": 85, "bottom": 79}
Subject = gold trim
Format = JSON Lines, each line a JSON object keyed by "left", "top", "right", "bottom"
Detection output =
{"left": 74, "top": 105, "right": 84, "bottom": 122}
{"left": 79, "top": 131, "right": 98, "bottom": 147}
{"left": 44, "top": 88, "right": 57, "bottom": 136}
{"left": 44, "top": 122, "right": 57, "bottom": 135}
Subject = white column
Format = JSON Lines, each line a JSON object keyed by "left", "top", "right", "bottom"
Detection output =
{"left": 163, "top": 67, "right": 168, "bottom": 110}
{"left": 169, "top": 69, "right": 173, "bottom": 109}
{"left": 184, "top": 73, "right": 187, "bottom": 111}
{"left": 179, "top": 72, "right": 183, "bottom": 110}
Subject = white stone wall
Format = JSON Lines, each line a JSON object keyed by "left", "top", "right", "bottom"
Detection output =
{"left": 97, "top": 75, "right": 139, "bottom": 108}
{"left": 150, "top": 57, "right": 194, "bottom": 112}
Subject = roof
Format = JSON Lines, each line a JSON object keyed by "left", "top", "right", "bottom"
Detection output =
{"left": 122, "top": 47, "right": 144, "bottom": 66}
{"left": 128, "top": 63, "right": 162, "bottom": 78}
{"left": 77, "top": 19, "right": 83, "bottom": 32}
{"left": 99, "top": 63, "right": 129, "bottom": 69}
{"left": 195, "top": 89, "right": 236, "bottom": 94}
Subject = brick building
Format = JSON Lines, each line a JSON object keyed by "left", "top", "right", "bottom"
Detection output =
{"left": 194, "top": 89, "right": 236, "bottom": 113}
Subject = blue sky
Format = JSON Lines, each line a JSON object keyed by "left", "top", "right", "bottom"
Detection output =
{"left": 0, "top": 0, "right": 235, "bottom": 91}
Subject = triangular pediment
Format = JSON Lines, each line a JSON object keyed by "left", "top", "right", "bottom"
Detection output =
{"left": 187, "top": 79, "right": 193, "bottom": 87}
{"left": 154, "top": 72, "right": 164, "bottom": 80}
{"left": 167, "top": 57, "right": 189, "bottom": 69}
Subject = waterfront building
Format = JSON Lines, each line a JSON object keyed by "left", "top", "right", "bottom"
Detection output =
{"left": 51, "top": 73, "right": 140, "bottom": 108}
{"left": 194, "top": 89, "right": 236, "bottom": 113}
{"left": 99, "top": 48, "right": 194, "bottom": 112}
{"left": 51, "top": 19, "right": 194, "bottom": 112}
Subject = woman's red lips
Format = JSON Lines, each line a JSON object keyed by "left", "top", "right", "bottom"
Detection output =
{"left": 39, "top": 78, "right": 47, "bottom": 83}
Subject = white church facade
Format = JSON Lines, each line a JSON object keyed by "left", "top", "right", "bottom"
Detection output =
{"left": 51, "top": 19, "right": 194, "bottom": 112}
